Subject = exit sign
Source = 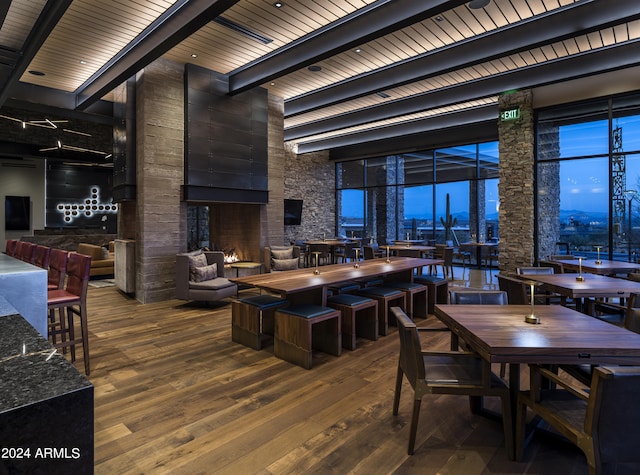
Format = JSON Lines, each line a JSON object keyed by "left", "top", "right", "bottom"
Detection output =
{"left": 500, "top": 106, "right": 520, "bottom": 121}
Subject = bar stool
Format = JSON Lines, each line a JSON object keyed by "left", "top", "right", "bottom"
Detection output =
{"left": 354, "top": 286, "right": 406, "bottom": 336}
{"left": 328, "top": 281, "right": 360, "bottom": 296}
{"left": 231, "top": 295, "right": 289, "bottom": 350}
{"left": 327, "top": 294, "right": 378, "bottom": 350}
{"left": 274, "top": 305, "right": 341, "bottom": 369}
{"left": 4, "top": 239, "right": 17, "bottom": 256}
{"left": 385, "top": 281, "right": 428, "bottom": 319}
{"left": 47, "top": 252, "right": 92, "bottom": 375}
{"left": 32, "top": 245, "right": 51, "bottom": 268}
{"left": 414, "top": 275, "right": 449, "bottom": 315}
{"left": 48, "top": 248, "right": 68, "bottom": 291}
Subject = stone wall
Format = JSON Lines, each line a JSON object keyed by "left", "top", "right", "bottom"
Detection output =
{"left": 498, "top": 90, "right": 535, "bottom": 272}
{"left": 284, "top": 146, "right": 334, "bottom": 245}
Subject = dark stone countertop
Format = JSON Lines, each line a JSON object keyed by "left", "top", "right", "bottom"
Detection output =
{"left": 0, "top": 313, "right": 92, "bottom": 413}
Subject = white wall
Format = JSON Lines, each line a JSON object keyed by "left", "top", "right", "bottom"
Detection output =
{"left": 1, "top": 158, "right": 45, "bottom": 248}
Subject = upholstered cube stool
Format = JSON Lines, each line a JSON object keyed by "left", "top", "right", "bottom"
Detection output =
{"left": 354, "top": 287, "right": 405, "bottom": 336}
{"left": 355, "top": 277, "right": 384, "bottom": 288}
{"left": 414, "top": 275, "right": 449, "bottom": 315}
{"left": 385, "top": 281, "right": 428, "bottom": 319}
{"left": 274, "top": 305, "right": 342, "bottom": 369}
{"left": 232, "top": 295, "right": 289, "bottom": 350}
{"left": 328, "top": 281, "right": 360, "bottom": 296}
{"left": 327, "top": 294, "right": 378, "bottom": 350}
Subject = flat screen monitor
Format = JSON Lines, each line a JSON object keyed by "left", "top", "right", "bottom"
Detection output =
{"left": 5, "top": 195, "right": 31, "bottom": 231}
{"left": 284, "top": 199, "right": 303, "bottom": 226}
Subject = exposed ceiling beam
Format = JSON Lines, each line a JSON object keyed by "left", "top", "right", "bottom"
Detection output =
{"left": 296, "top": 105, "right": 497, "bottom": 155}
{"left": 227, "top": 0, "right": 470, "bottom": 94}
{"left": 285, "top": 39, "right": 640, "bottom": 141}
{"left": 298, "top": 40, "right": 640, "bottom": 153}
{"left": 0, "top": 0, "right": 73, "bottom": 109}
{"left": 285, "top": 0, "right": 640, "bottom": 118}
{"left": 74, "top": 0, "right": 240, "bottom": 110}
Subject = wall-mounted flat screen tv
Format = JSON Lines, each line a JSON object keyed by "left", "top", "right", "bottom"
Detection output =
{"left": 284, "top": 199, "right": 303, "bottom": 226}
{"left": 5, "top": 195, "right": 30, "bottom": 231}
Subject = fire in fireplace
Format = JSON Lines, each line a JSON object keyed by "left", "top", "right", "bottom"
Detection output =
{"left": 223, "top": 249, "right": 239, "bottom": 263}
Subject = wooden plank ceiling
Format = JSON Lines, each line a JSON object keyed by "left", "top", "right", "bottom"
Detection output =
{"left": 1, "top": 0, "right": 640, "bottom": 156}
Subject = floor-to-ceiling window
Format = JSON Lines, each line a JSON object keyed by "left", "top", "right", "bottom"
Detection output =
{"left": 336, "top": 141, "right": 499, "bottom": 246}
{"left": 536, "top": 92, "right": 640, "bottom": 261}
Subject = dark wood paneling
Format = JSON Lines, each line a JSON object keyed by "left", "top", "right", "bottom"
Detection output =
{"left": 184, "top": 64, "right": 268, "bottom": 203}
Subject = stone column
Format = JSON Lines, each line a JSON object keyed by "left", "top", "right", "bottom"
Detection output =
{"left": 135, "top": 58, "right": 185, "bottom": 303}
{"left": 498, "top": 90, "right": 535, "bottom": 272}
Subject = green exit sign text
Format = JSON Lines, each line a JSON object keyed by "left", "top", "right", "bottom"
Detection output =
{"left": 500, "top": 107, "right": 520, "bottom": 121}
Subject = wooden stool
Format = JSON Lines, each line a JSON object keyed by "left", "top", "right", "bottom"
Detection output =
{"left": 232, "top": 295, "right": 289, "bottom": 350}
{"left": 274, "top": 305, "right": 342, "bottom": 369}
{"left": 415, "top": 275, "right": 449, "bottom": 315}
{"left": 327, "top": 294, "right": 378, "bottom": 350}
{"left": 354, "top": 287, "right": 406, "bottom": 336}
{"left": 385, "top": 281, "right": 428, "bottom": 319}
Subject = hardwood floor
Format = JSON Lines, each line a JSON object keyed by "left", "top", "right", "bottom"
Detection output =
{"left": 78, "top": 269, "right": 588, "bottom": 474}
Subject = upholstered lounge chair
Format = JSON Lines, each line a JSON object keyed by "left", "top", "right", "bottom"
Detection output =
{"left": 176, "top": 250, "right": 237, "bottom": 303}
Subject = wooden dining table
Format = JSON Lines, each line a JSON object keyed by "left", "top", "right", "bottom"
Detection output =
{"left": 460, "top": 241, "right": 498, "bottom": 267}
{"left": 517, "top": 272, "right": 640, "bottom": 312}
{"left": 433, "top": 303, "right": 640, "bottom": 459}
{"left": 549, "top": 257, "right": 640, "bottom": 276}
{"left": 229, "top": 257, "right": 442, "bottom": 306}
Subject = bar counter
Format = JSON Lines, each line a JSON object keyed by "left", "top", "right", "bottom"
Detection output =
{"left": 0, "top": 301, "right": 93, "bottom": 473}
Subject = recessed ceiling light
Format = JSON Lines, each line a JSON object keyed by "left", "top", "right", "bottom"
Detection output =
{"left": 434, "top": 15, "right": 444, "bottom": 22}
{"left": 270, "top": 82, "right": 275, "bottom": 86}
{"left": 273, "top": 2, "right": 283, "bottom": 7}
{"left": 28, "top": 70, "right": 45, "bottom": 76}
{"left": 468, "top": 0, "right": 490, "bottom": 9}
{"left": 308, "top": 65, "right": 322, "bottom": 72}
{"left": 191, "top": 53, "right": 198, "bottom": 58}
{"left": 79, "top": 60, "right": 87, "bottom": 65}
{"left": 354, "top": 48, "right": 362, "bottom": 54}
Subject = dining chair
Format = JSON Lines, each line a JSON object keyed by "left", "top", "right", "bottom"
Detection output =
{"left": 516, "top": 266, "right": 565, "bottom": 305}
{"left": 334, "top": 241, "right": 358, "bottom": 264}
{"left": 561, "top": 292, "right": 640, "bottom": 387}
{"left": 449, "top": 289, "right": 509, "bottom": 377}
{"left": 363, "top": 244, "right": 383, "bottom": 260}
{"left": 497, "top": 274, "right": 528, "bottom": 305}
{"left": 430, "top": 244, "right": 454, "bottom": 280}
{"left": 392, "top": 307, "right": 513, "bottom": 456}
{"left": 308, "top": 243, "right": 332, "bottom": 266}
{"left": 47, "top": 252, "right": 92, "bottom": 375}
{"left": 448, "top": 289, "right": 508, "bottom": 305}
{"left": 516, "top": 364, "right": 640, "bottom": 474}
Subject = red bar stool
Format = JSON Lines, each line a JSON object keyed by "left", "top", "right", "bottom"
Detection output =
{"left": 48, "top": 249, "right": 69, "bottom": 291}
{"left": 47, "top": 252, "right": 92, "bottom": 375}
{"left": 32, "top": 245, "right": 51, "bottom": 268}
{"left": 4, "top": 239, "right": 17, "bottom": 256}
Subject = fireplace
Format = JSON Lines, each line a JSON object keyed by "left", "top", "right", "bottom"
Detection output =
{"left": 209, "top": 203, "right": 262, "bottom": 263}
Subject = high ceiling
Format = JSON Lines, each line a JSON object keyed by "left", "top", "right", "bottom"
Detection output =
{"left": 1, "top": 0, "right": 640, "bottom": 159}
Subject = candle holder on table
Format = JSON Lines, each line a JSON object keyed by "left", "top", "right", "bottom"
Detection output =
{"left": 385, "top": 246, "right": 391, "bottom": 264}
{"left": 595, "top": 246, "right": 602, "bottom": 265}
{"left": 353, "top": 248, "right": 360, "bottom": 269}
{"left": 312, "top": 251, "right": 321, "bottom": 275}
{"left": 576, "top": 256, "right": 585, "bottom": 281}
{"left": 524, "top": 280, "right": 541, "bottom": 324}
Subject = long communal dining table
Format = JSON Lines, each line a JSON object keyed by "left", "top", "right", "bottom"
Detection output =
{"left": 229, "top": 256, "right": 442, "bottom": 306}
{"left": 516, "top": 272, "right": 640, "bottom": 312}
{"left": 433, "top": 303, "right": 640, "bottom": 460}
